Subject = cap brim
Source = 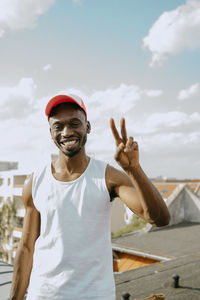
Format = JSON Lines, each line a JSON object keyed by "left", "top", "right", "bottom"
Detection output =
{"left": 45, "top": 94, "right": 87, "bottom": 118}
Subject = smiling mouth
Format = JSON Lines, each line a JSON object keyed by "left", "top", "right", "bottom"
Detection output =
{"left": 60, "top": 139, "right": 79, "bottom": 148}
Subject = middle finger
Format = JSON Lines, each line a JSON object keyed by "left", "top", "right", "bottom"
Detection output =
{"left": 120, "top": 118, "right": 127, "bottom": 143}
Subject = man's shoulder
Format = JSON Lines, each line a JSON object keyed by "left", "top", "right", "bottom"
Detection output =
{"left": 106, "top": 164, "right": 132, "bottom": 188}
{"left": 106, "top": 163, "right": 123, "bottom": 176}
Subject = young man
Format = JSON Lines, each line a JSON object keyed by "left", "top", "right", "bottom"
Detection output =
{"left": 10, "top": 94, "right": 170, "bottom": 300}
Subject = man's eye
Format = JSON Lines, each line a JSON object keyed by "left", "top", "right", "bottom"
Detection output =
{"left": 53, "top": 125, "right": 62, "bottom": 130}
{"left": 70, "top": 122, "right": 80, "bottom": 127}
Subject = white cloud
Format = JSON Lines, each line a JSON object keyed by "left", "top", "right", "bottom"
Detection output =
{"left": 87, "top": 84, "right": 142, "bottom": 116}
{"left": 141, "top": 132, "right": 183, "bottom": 152}
{"left": 0, "top": 83, "right": 161, "bottom": 169}
{"left": 143, "top": 0, "right": 200, "bottom": 66}
{"left": 0, "top": 116, "right": 50, "bottom": 172}
{"left": 1, "top": 83, "right": 199, "bottom": 178}
{"left": 144, "top": 89, "right": 163, "bottom": 97}
{"left": 0, "top": 78, "right": 37, "bottom": 119}
{"left": 81, "top": 84, "right": 163, "bottom": 122}
{"left": 43, "top": 64, "right": 52, "bottom": 71}
{"left": 140, "top": 131, "right": 200, "bottom": 155}
{"left": 0, "top": 80, "right": 51, "bottom": 171}
{"left": 134, "top": 111, "right": 200, "bottom": 134}
{"left": 0, "top": 0, "right": 55, "bottom": 37}
{"left": 178, "top": 82, "right": 199, "bottom": 100}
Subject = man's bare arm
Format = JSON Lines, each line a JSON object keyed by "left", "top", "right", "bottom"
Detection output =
{"left": 10, "top": 174, "right": 40, "bottom": 300}
{"left": 107, "top": 165, "right": 169, "bottom": 226}
{"left": 108, "top": 118, "right": 170, "bottom": 227}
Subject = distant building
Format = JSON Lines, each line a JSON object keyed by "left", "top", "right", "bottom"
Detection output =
{"left": 0, "top": 170, "right": 28, "bottom": 263}
{"left": 155, "top": 182, "right": 200, "bottom": 227}
{"left": 111, "top": 198, "right": 127, "bottom": 233}
{"left": 153, "top": 178, "right": 200, "bottom": 200}
{"left": 0, "top": 161, "right": 18, "bottom": 171}
{"left": 111, "top": 178, "right": 200, "bottom": 233}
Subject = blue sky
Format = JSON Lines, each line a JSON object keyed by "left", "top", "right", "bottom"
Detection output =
{"left": 1, "top": 0, "right": 196, "bottom": 92}
{"left": 0, "top": 0, "right": 200, "bottom": 178}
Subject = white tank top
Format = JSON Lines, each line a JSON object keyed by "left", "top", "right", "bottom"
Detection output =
{"left": 26, "top": 158, "right": 115, "bottom": 300}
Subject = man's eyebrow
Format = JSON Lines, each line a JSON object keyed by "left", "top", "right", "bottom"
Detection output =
{"left": 52, "top": 121, "right": 62, "bottom": 125}
{"left": 70, "top": 118, "right": 82, "bottom": 122}
{"left": 52, "top": 118, "right": 82, "bottom": 125}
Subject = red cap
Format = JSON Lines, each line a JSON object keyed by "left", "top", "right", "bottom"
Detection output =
{"left": 45, "top": 94, "right": 87, "bottom": 119}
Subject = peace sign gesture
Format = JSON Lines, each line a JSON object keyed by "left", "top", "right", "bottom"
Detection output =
{"left": 110, "top": 118, "right": 139, "bottom": 171}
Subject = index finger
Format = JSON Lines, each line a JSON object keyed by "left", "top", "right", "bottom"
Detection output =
{"left": 110, "top": 118, "right": 122, "bottom": 146}
{"left": 120, "top": 118, "right": 127, "bottom": 143}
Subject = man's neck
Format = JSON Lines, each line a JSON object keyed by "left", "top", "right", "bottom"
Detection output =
{"left": 54, "top": 149, "right": 90, "bottom": 174}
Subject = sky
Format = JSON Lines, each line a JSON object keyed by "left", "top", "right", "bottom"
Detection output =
{"left": 0, "top": 0, "right": 200, "bottom": 179}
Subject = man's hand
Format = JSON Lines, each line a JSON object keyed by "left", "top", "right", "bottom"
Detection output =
{"left": 110, "top": 118, "right": 139, "bottom": 171}
{"left": 109, "top": 118, "right": 170, "bottom": 227}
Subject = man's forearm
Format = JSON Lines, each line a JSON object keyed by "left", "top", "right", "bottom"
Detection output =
{"left": 10, "top": 246, "right": 33, "bottom": 300}
{"left": 126, "top": 164, "right": 170, "bottom": 226}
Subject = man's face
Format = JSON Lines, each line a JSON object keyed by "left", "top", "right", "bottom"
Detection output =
{"left": 49, "top": 103, "right": 90, "bottom": 157}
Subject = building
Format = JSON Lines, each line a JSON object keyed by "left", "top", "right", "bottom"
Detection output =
{"left": 111, "top": 178, "right": 200, "bottom": 234}
{"left": 144, "top": 183, "right": 200, "bottom": 231}
{"left": 0, "top": 161, "right": 18, "bottom": 172}
{"left": 153, "top": 178, "right": 200, "bottom": 200}
{"left": 112, "top": 182, "right": 200, "bottom": 299}
{"left": 111, "top": 197, "right": 128, "bottom": 233}
{"left": 113, "top": 222, "right": 200, "bottom": 299}
{"left": 0, "top": 170, "right": 28, "bottom": 263}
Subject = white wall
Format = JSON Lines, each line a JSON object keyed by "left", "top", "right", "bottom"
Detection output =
{"left": 168, "top": 187, "right": 200, "bottom": 225}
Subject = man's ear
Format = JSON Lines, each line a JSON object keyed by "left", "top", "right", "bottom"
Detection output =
{"left": 86, "top": 121, "right": 91, "bottom": 134}
{"left": 49, "top": 126, "right": 53, "bottom": 138}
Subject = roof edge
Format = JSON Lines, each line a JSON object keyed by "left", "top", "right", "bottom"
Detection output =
{"left": 112, "top": 245, "right": 171, "bottom": 262}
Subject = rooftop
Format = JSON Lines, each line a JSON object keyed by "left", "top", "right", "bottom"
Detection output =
{"left": 112, "top": 222, "right": 200, "bottom": 258}
{"left": 0, "top": 261, "right": 13, "bottom": 300}
{"left": 1, "top": 223, "right": 200, "bottom": 299}
{"left": 113, "top": 222, "right": 200, "bottom": 299}
{"left": 153, "top": 179, "right": 200, "bottom": 199}
{"left": 115, "top": 252, "right": 200, "bottom": 300}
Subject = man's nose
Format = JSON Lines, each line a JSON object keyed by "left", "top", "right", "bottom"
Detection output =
{"left": 61, "top": 126, "right": 73, "bottom": 136}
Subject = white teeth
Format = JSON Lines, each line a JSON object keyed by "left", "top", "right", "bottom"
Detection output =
{"left": 62, "top": 140, "right": 77, "bottom": 146}
{"left": 67, "top": 140, "right": 76, "bottom": 145}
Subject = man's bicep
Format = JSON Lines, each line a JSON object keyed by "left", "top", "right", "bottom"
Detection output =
{"left": 21, "top": 206, "right": 40, "bottom": 249}
{"left": 20, "top": 175, "right": 40, "bottom": 252}
{"left": 107, "top": 165, "right": 144, "bottom": 216}
{"left": 115, "top": 183, "right": 144, "bottom": 217}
